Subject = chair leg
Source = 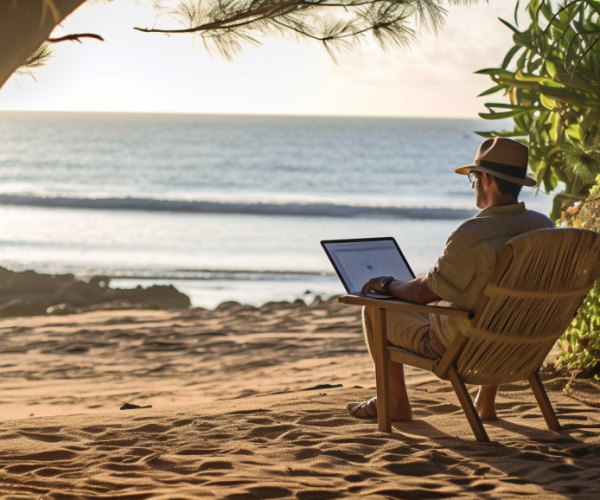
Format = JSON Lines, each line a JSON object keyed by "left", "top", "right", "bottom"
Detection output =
{"left": 528, "top": 370, "right": 561, "bottom": 431}
{"left": 371, "top": 306, "right": 391, "bottom": 433}
{"left": 447, "top": 366, "right": 490, "bottom": 442}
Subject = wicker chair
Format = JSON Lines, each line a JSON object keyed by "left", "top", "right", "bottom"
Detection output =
{"left": 338, "top": 228, "right": 600, "bottom": 442}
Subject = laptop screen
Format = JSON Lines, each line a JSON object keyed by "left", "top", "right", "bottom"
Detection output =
{"left": 321, "top": 238, "right": 415, "bottom": 295}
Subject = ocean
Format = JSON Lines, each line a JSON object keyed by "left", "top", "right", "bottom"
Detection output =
{"left": 0, "top": 111, "right": 553, "bottom": 308}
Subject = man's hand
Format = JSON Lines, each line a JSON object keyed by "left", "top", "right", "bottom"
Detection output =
{"left": 361, "top": 275, "right": 441, "bottom": 304}
{"left": 361, "top": 276, "right": 391, "bottom": 294}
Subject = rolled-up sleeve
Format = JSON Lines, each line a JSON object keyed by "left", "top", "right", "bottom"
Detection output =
{"left": 425, "top": 229, "right": 476, "bottom": 303}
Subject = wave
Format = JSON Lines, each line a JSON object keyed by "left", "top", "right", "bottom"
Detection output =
{"left": 2, "top": 263, "right": 336, "bottom": 281}
{"left": 0, "top": 194, "right": 477, "bottom": 220}
{"left": 107, "top": 270, "right": 335, "bottom": 281}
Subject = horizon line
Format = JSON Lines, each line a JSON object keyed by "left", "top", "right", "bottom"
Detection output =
{"left": 0, "top": 109, "right": 493, "bottom": 121}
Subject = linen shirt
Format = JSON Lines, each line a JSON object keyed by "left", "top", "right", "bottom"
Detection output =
{"left": 424, "top": 202, "right": 553, "bottom": 348}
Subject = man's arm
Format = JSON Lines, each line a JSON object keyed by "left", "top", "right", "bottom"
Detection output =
{"left": 361, "top": 276, "right": 441, "bottom": 304}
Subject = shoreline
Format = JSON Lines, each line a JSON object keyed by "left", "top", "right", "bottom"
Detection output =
{"left": 0, "top": 264, "right": 344, "bottom": 314}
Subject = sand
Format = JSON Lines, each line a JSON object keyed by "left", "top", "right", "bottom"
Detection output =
{"left": 0, "top": 298, "right": 599, "bottom": 499}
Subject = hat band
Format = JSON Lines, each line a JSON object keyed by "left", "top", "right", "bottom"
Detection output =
{"left": 474, "top": 159, "right": 526, "bottom": 179}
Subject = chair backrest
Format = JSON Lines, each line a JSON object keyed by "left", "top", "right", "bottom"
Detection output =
{"left": 454, "top": 227, "right": 600, "bottom": 385}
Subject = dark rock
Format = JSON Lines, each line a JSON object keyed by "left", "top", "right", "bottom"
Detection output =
{"left": 215, "top": 301, "right": 244, "bottom": 311}
{"left": 0, "top": 299, "right": 48, "bottom": 318}
{"left": 111, "top": 285, "right": 190, "bottom": 309}
{"left": 54, "top": 280, "right": 113, "bottom": 307}
{"left": 89, "top": 275, "right": 111, "bottom": 288}
{"left": 309, "top": 296, "right": 322, "bottom": 307}
{"left": 261, "top": 300, "right": 292, "bottom": 309}
{"left": 0, "top": 267, "right": 76, "bottom": 297}
{"left": 0, "top": 267, "right": 191, "bottom": 317}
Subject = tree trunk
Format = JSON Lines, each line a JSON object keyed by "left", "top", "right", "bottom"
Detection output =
{"left": 0, "top": 0, "right": 87, "bottom": 89}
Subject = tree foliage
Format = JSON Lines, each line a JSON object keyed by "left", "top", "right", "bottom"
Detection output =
{"left": 2, "top": 0, "right": 477, "bottom": 87}
{"left": 476, "top": 0, "right": 600, "bottom": 220}
{"left": 135, "top": 0, "right": 472, "bottom": 61}
{"left": 557, "top": 177, "right": 600, "bottom": 379}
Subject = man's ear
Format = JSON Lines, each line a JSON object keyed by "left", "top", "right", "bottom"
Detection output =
{"left": 482, "top": 172, "right": 494, "bottom": 189}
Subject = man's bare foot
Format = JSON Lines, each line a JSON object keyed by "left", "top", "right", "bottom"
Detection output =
{"left": 474, "top": 385, "right": 498, "bottom": 420}
{"left": 347, "top": 397, "right": 412, "bottom": 421}
{"left": 475, "top": 399, "right": 497, "bottom": 420}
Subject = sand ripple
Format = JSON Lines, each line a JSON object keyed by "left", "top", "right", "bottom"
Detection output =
{"left": 0, "top": 386, "right": 599, "bottom": 498}
{"left": 0, "top": 298, "right": 598, "bottom": 498}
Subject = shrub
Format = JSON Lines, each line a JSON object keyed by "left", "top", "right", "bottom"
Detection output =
{"left": 557, "top": 177, "right": 600, "bottom": 378}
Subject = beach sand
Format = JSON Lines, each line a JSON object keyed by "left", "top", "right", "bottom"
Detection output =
{"left": 0, "top": 298, "right": 599, "bottom": 498}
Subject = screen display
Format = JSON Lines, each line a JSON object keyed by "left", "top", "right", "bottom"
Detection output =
{"left": 322, "top": 238, "right": 415, "bottom": 295}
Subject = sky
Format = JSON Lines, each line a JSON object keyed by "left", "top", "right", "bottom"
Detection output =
{"left": 0, "top": 0, "right": 519, "bottom": 117}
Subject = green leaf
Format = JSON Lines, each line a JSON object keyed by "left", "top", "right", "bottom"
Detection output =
{"left": 549, "top": 112, "right": 559, "bottom": 142}
{"left": 474, "top": 67, "right": 514, "bottom": 77}
{"left": 516, "top": 49, "right": 527, "bottom": 71}
{"left": 501, "top": 45, "right": 522, "bottom": 69}
{"left": 474, "top": 129, "right": 527, "bottom": 138}
{"left": 477, "top": 85, "right": 506, "bottom": 97}
{"left": 540, "top": 93, "right": 557, "bottom": 109}
{"left": 479, "top": 110, "right": 529, "bottom": 120}
{"left": 515, "top": 70, "right": 557, "bottom": 85}
{"left": 527, "top": 0, "right": 542, "bottom": 20}
{"left": 589, "top": 0, "right": 600, "bottom": 15}
{"left": 514, "top": 112, "right": 532, "bottom": 132}
{"left": 545, "top": 60, "right": 557, "bottom": 78}
{"left": 484, "top": 102, "right": 525, "bottom": 110}
{"left": 567, "top": 124, "right": 582, "bottom": 141}
{"left": 474, "top": 131, "right": 497, "bottom": 138}
{"left": 499, "top": 17, "right": 521, "bottom": 34}
{"left": 540, "top": 0, "right": 555, "bottom": 22}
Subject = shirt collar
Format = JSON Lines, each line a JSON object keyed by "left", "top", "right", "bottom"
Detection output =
{"left": 475, "top": 201, "right": 526, "bottom": 218}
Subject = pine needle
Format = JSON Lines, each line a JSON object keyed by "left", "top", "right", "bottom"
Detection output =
{"left": 134, "top": 0, "right": 478, "bottom": 60}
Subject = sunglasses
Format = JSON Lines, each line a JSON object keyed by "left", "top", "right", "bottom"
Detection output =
{"left": 468, "top": 172, "right": 476, "bottom": 189}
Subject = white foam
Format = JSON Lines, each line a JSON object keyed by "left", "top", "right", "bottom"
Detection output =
{"left": 0, "top": 194, "right": 476, "bottom": 220}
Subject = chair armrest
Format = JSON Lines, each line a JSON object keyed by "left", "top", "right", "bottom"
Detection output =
{"left": 337, "top": 295, "right": 472, "bottom": 320}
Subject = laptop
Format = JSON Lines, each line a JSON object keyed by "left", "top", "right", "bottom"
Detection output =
{"left": 321, "top": 237, "right": 415, "bottom": 299}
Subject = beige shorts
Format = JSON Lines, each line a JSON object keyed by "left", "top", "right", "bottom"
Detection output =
{"left": 362, "top": 307, "right": 430, "bottom": 355}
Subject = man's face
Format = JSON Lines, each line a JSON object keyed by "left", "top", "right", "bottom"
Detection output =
{"left": 472, "top": 171, "right": 489, "bottom": 209}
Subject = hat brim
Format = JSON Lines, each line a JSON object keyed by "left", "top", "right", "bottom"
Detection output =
{"left": 455, "top": 165, "right": 537, "bottom": 187}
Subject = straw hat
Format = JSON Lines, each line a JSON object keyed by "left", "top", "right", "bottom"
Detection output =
{"left": 455, "top": 137, "right": 536, "bottom": 187}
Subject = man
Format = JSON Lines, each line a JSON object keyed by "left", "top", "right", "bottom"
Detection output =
{"left": 348, "top": 137, "right": 553, "bottom": 422}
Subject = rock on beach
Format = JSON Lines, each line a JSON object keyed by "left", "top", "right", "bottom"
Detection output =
{"left": 0, "top": 267, "right": 190, "bottom": 317}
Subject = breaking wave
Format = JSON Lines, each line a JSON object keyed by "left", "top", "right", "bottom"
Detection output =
{"left": 0, "top": 194, "right": 477, "bottom": 220}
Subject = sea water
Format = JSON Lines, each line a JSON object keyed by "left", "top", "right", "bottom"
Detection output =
{"left": 0, "top": 112, "right": 553, "bottom": 308}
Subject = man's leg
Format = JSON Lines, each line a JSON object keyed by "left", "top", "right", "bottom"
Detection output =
{"left": 474, "top": 385, "right": 498, "bottom": 420}
{"left": 386, "top": 359, "right": 413, "bottom": 421}
{"left": 352, "top": 307, "right": 499, "bottom": 421}
{"left": 348, "top": 307, "right": 425, "bottom": 421}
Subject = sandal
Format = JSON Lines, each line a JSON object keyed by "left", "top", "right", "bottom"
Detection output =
{"left": 347, "top": 396, "right": 378, "bottom": 419}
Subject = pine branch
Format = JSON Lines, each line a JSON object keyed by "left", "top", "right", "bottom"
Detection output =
{"left": 133, "top": 0, "right": 452, "bottom": 60}
{"left": 47, "top": 33, "right": 105, "bottom": 43}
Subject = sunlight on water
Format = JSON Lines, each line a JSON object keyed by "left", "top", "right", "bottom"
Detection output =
{"left": 0, "top": 207, "right": 455, "bottom": 275}
{"left": 0, "top": 112, "right": 554, "bottom": 307}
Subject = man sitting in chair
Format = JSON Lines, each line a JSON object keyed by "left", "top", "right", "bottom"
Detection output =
{"left": 349, "top": 137, "right": 553, "bottom": 422}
